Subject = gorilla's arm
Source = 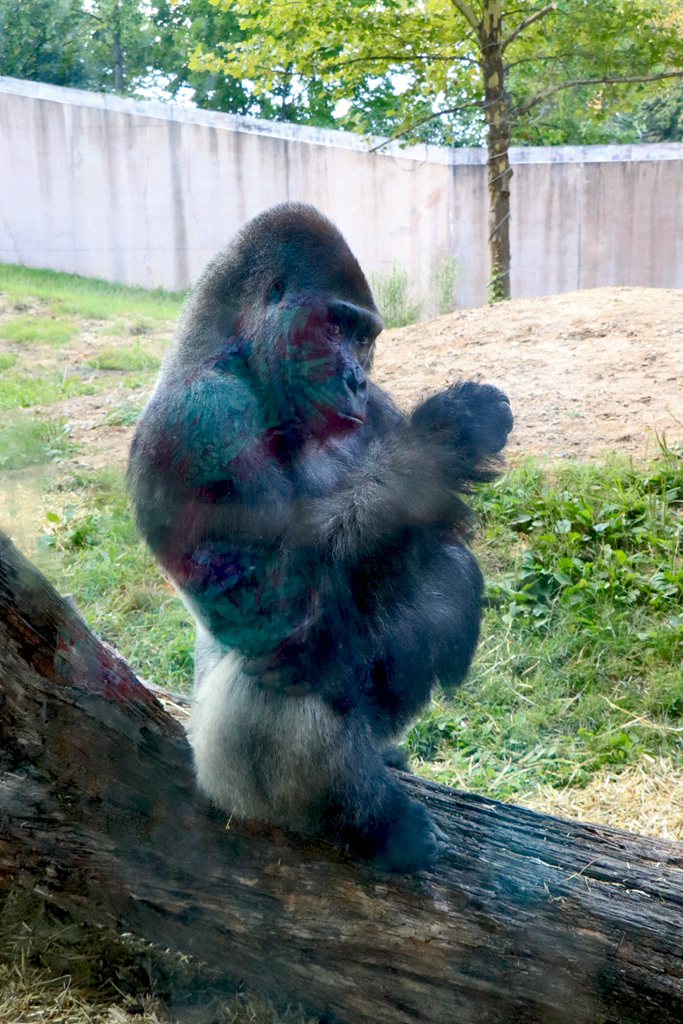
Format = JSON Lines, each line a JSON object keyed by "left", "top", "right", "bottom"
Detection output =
{"left": 130, "top": 375, "right": 512, "bottom": 565}
{"left": 292, "top": 381, "right": 513, "bottom": 560}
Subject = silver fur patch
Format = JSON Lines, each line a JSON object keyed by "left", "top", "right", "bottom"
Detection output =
{"left": 187, "top": 651, "right": 348, "bottom": 832}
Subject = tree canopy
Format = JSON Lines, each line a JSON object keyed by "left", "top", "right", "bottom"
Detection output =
{"left": 190, "top": 1, "right": 683, "bottom": 145}
{"left": 190, "top": 0, "right": 683, "bottom": 297}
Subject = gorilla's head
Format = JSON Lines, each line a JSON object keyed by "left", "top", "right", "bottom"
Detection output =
{"left": 178, "top": 205, "right": 383, "bottom": 440}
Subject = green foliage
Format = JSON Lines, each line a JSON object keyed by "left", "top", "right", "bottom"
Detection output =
{"left": 370, "top": 263, "right": 422, "bottom": 328}
{"left": 97, "top": 400, "right": 143, "bottom": 427}
{"left": 0, "top": 315, "right": 75, "bottom": 345}
{"left": 190, "top": 0, "right": 483, "bottom": 144}
{"left": 0, "top": 353, "right": 17, "bottom": 372}
{"left": 0, "top": 0, "right": 156, "bottom": 94}
{"left": 406, "top": 449, "right": 683, "bottom": 798}
{"left": 0, "top": 263, "right": 183, "bottom": 320}
{"left": 612, "top": 77, "right": 683, "bottom": 143}
{"left": 0, "top": 0, "right": 91, "bottom": 88}
{"left": 508, "top": 1, "right": 683, "bottom": 146}
{"left": 192, "top": 0, "right": 683, "bottom": 146}
{"left": 158, "top": 0, "right": 336, "bottom": 123}
{"left": 430, "top": 252, "right": 459, "bottom": 317}
{"left": 0, "top": 413, "right": 77, "bottom": 470}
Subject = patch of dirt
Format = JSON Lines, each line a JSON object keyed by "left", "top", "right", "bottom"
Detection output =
{"left": 46, "top": 388, "right": 154, "bottom": 471}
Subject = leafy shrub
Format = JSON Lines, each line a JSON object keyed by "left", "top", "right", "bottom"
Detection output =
{"left": 370, "top": 262, "right": 422, "bottom": 328}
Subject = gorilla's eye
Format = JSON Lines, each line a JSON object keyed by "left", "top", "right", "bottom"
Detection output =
{"left": 267, "top": 280, "right": 285, "bottom": 304}
{"left": 331, "top": 324, "right": 341, "bottom": 335}
{"left": 359, "top": 335, "right": 370, "bottom": 347}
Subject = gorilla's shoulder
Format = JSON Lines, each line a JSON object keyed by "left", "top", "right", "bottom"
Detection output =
{"left": 132, "top": 370, "right": 263, "bottom": 478}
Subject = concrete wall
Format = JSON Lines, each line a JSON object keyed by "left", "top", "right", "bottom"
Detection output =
{"left": 2, "top": 76, "right": 683, "bottom": 308}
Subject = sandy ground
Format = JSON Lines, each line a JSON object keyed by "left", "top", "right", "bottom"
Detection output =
{"left": 43, "top": 285, "right": 682, "bottom": 473}
{"left": 375, "top": 286, "right": 683, "bottom": 463}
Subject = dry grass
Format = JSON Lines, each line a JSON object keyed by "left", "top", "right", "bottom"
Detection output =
{"left": 0, "top": 961, "right": 166, "bottom": 1024}
{"left": 0, "top": 890, "right": 316, "bottom": 1024}
{"left": 519, "top": 757, "right": 683, "bottom": 841}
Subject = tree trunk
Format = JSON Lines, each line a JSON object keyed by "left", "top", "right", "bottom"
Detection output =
{"left": 481, "top": 0, "right": 512, "bottom": 300}
{"left": 2, "top": 529, "right": 683, "bottom": 1024}
{"left": 113, "top": 31, "right": 124, "bottom": 93}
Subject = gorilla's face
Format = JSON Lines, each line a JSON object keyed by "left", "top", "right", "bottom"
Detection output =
{"left": 257, "top": 287, "right": 382, "bottom": 438}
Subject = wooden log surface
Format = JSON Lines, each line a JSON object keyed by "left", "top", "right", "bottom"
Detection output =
{"left": 1, "top": 528, "right": 683, "bottom": 1024}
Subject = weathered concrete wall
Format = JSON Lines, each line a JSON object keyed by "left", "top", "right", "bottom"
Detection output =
{"left": 2, "top": 76, "right": 683, "bottom": 308}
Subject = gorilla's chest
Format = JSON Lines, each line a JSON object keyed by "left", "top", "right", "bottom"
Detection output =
{"left": 179, "top": 542, "right": 313, "bottom": 656}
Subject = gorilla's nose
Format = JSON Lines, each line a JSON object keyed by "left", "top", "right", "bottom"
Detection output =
{"left": 345, "top": 363, "right": 367, "bottom": 396}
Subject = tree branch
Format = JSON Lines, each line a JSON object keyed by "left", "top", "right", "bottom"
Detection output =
{"left": 368, "top": 100, "right": 486, "bottom": 152}
{"left": 501, "top": 3, "right": 558, "bottom": 53}
{"left": 514, "top": 68, "right": 683, "bottom": 118}
{"left": 448, "top": 0, "right": 481, "bottom": 34}
{"left": 324, "top": 52, "right": 480, "bottom": 69}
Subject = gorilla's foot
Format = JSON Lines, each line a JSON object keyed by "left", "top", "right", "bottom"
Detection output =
{"left": 332, "top": 785, "right": 449, "bottom": 874}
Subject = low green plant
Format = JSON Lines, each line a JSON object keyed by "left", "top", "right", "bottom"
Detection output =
{"left": 0, "top": 315, "right": 74, "bottom": 345}
{"left": 370, "top": 262, "right": 423, "bottom": 328}
{"left": 0, "top": 353, "right": 17, "bottom": 372}
{"left": 405, "top": 449, "right": 683, "bottom": 798}
{"left": 430, "top": 251, "right": 459, "bottom": 316}
{"left": 0, "top": 369, "right": 99, "bottom": 411}
{"left": 0, "top": 413, "right": 78, "bottom": 469}
{"left": 35, "top": 469, "right": 195, "bottom": 692}
{"left": 98, "top": 400, "right": 144, "bottom": 427}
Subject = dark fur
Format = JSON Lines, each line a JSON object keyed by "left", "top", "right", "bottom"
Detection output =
{"left": 128, "top": 204, "right": 513, "bottom": 872}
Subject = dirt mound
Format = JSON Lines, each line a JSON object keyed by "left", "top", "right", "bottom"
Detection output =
{"left": 375, "top": 286, "right": 683, "bottom": 463}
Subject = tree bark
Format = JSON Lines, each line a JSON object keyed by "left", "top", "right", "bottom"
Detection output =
{"left": 1, "top": 529, "right": 683, "bottom": 1024}
{"left": 480, "top": 0, "right": 512, "bottom": 301}
{"left": 113, "top": 31, "right": 124, "bottom": 93}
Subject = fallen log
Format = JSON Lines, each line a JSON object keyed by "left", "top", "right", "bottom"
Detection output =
{"left": 1, "top": 529, "right": 682, "bottom": 1024}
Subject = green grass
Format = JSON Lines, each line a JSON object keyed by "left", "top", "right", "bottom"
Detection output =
{"left": 370, "top": 262, "right": 423, "bottom": 328}
{"left": 0, "top": 263, "right": 184, "bottom": 320}
{"left": 407, "top": 447, "right": 683, "bottom": 798}
{"left": 0, "top": 353, "right": 17, "bottom": 372}
{"left": 0, "top": 412, "right": 78, "bottom": 470}
{"left": 0, "top": 369, "right": 102, "bottom": 411}
{"left": 97, "top": 399, "right": 144, "bottom": 427}
{"left": 35, "top": 469, "right": 194, "bottom": 692}
{"left": 0, "top": 314, "right": 76, "bottom": 345}
{"left": 86, "top": 343, "right": 161, "bottom": 372}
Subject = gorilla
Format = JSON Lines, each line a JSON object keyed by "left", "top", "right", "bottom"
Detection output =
{"left": 128, "top": 204, "right": 512, "bottom": 873}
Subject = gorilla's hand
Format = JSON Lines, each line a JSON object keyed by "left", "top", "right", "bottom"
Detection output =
{"left": 242, "top": 651, "right": 314, "bottom": 696}
{"left": 243, "top": 633, "right": 358, "bottom": 707}
{"left": 412, "top": 381, "right": 513, "bottom": 457}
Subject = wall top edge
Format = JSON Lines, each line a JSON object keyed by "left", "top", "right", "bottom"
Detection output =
{"left": 3, "top": 76, "right": 683, "bottom": 166}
